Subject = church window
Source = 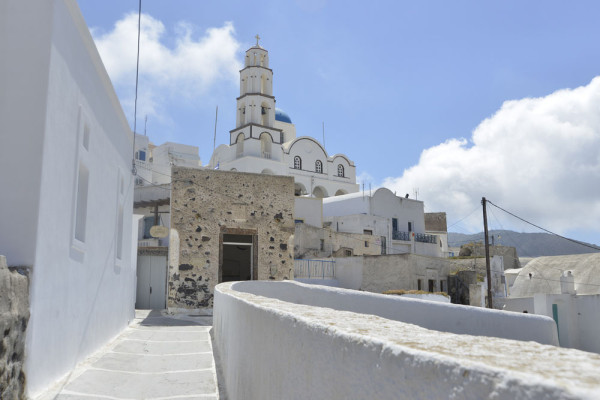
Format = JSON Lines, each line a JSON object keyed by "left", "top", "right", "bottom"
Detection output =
{"left": 294, "top": 156, "right": 302, "bottom": 170}
{"left": 315, "top": 160, "right": 323, "bottom": 173}
{"left": 337, "top": 164, "right": 345, "bottom": 177}
{"left": 236, "top": 133, "right": 244, "bottom": 157}
{"left": 260, "top": 132, "right": 271, "bottom": 159}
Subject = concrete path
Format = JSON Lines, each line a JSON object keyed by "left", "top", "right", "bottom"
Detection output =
{"left": 38, "top": 310, "right": 220, "bottom": 400}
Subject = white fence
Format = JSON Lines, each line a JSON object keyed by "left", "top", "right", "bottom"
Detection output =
{"left": 294, "top": 259, "right": 335, "bottom": 279}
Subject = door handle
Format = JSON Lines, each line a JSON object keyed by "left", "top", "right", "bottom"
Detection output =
{"left": 150, "top": 286, "right": 152, "bottom": 294}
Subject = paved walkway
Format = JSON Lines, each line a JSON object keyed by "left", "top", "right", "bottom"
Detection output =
{"left": 38, "top": 310, "right": 220, "bottom": 400}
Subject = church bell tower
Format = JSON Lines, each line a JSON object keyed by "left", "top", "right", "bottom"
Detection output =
{"left": 230, "top": 36, "right": 282, "bottom": 148}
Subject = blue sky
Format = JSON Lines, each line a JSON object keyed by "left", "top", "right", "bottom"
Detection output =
{"left": 77, "top": 1, "right": 600, "bottom": 246}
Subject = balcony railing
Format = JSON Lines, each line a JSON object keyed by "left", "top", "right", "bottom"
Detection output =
{"left": 392, "top": 230, "right": 438, "bottom": 244}
{"left": 415, "top": 233, "right": 437, "bottom": 244}
{"left": 392, "top": 230, "right": 411, "bottom": 241}
{"left": 262, "top": 151, "right": 271, "bottom": 159}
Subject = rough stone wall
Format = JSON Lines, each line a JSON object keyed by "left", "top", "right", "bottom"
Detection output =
{"left": 337, "top": 254, "right": 456, "bottom": 294}
{"left": 169, "top": 167, "right": 295, "bottom": 309}
{"left": 424, "top": 212, "right": 447, "bottom": 232}
{"left": 0, "top": 255, "right": 30, "bottom": 400}
{"left": 459, "top": 244, "right": 520, "bottom": 269}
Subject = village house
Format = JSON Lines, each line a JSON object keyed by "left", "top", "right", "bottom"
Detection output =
{"left": 167, "top": 167, "right": 295, "bottom": 311}
{"left": 499, "top": 253, "right": 600, "bottom": 353}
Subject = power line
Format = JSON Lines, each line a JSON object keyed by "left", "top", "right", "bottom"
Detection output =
{"left": 486, "top": 200, "right": 600, "bottom": 252}
{"left": 447, "top": 204, "right": 481, "bottom": 230}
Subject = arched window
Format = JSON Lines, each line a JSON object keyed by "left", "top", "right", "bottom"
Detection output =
{"left": 236, "top": 133, "right": 244, "bottom": 157}
{"left": 315, "top": 160, "right": 322, "bottom": 173}
{"left": 261, "top": 102, "right": 269, "bottom": 126}
{"left": 294, "top": 156, "right": 302, "bottom": 170}
{"left": 337, "top": 164, "right": 344, "bottom": 177}
{"left": 260, "top": 132, "right": 271, "bottom": 159}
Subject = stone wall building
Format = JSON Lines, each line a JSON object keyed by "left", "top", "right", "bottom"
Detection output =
{"left": 168, "top": 167, "right": 295, "bottom": 310}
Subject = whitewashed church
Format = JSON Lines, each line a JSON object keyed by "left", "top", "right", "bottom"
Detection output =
{"left": 208, "top": 38, "right": 359, "bottom": 198}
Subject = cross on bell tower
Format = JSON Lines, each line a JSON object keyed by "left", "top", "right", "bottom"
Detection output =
{"left": 255, "top": 34, "right": 261, "bottom": 47}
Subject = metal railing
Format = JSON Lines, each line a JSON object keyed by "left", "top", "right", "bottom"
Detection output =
{"left": 415, "top": 233, "right": 437, "bottom": 244}
{"left": 262, "top": 151, "right": 271, "bottom": 159}
{"left": 392, "top": 230, "right": 411, "bottom": 241}
{"left": 294, "top": 259, "right": 335, "bottom": 279}
{"left": 392, "top": 230, "right": 438, "bottom": 244}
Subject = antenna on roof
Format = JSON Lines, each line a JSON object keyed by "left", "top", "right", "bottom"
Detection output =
{"left": 322, "top": 121, "right": 325, "bottom": 149}
{"left": 213, "top": 105, "right": 218, "bottom": 154}
{"left": 144, "top": 115, "right": 147, "bottom": 136}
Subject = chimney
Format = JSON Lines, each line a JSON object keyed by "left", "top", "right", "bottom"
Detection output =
{"left": 560, "top": 271, "right": 576, "bottom": 295}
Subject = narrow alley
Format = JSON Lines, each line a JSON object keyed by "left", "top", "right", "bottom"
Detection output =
{"left": 37, "top": 310, "right": 220, "bottom": 400}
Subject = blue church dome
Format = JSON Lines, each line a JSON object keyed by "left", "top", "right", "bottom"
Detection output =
{"left": 275, "top": 108, "right": 292, "bottom": 123}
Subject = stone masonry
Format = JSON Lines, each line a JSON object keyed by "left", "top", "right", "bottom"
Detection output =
{"left": 168, "top": 167, "right": 295, "bottom": 309}
{"left": 0, "top": 255, "right": 30, "bottom": 400}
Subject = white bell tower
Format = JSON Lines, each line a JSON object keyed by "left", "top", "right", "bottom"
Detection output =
{"left": 230, "top": 35, "right": 283, "bottom": 150}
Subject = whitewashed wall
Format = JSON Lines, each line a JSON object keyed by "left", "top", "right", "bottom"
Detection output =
{"left": 294, "top": 197, "right": 322, "bottom": 227}
{"left": 236, "top": 281, "right": 557, "bottom": 344}
{"left": 214, "top": 281, "right": 597, "bottom": 400}
{"left": 1, "top": 0, "right": 136, "bottom": 396}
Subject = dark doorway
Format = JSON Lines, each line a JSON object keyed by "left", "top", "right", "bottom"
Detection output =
{"left": 428, "top": 279, "right": 435, "bottom": 292}
{"left": 221, "top": 234, "right": 253, "bottom": 282}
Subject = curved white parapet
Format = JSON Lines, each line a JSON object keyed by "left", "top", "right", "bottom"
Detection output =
{"left": 234, "top": 280, "right": 558, "bottom": 345}
{"left": 214, "top": 281, "right": 600, "bottom": 400}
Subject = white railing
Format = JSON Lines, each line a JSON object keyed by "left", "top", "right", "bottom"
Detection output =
{"left": 294, "top": 259, "right": 335, "bottom": 279}
{"left": 262, "top": 151, "right": 271, "bottom": 159}
{"left": 138, "top": 238, "right": 160, "bottom": 247}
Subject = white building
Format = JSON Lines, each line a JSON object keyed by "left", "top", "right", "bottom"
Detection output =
{"left": 208, "top": 40, "right": 359, "bottom": 198}
{"left": 0, "top": 0, "right": 136, "bottom": 396}
{"left": 322, "top": 188, "right": 442, "bottom": 257}
{"left": 133, "top": 133, "right": 201, "bottom": 186}
{"left": 500, "top": 253, "right": 600, "bottom": 353}
{"left": 131, "top": 135, "right": 202, "bottom": 308}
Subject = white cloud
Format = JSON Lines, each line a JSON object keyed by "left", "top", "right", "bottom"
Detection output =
{"left": 92, "top": 13, "right": 242, "bottom": 123}
{"left": 356, "top": 171, "right": 375, "bottom": 188}
{"left": 383, "top": 77, "right": 600, "bottom": 235}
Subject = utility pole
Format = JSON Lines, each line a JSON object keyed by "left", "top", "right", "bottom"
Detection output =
{"left": 482, "top": 197, "right": 493, "bottom": 309}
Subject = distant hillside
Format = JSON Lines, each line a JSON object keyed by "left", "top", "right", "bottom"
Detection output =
{"left": 448, "top": 230, "right": 600, "bottom": 258}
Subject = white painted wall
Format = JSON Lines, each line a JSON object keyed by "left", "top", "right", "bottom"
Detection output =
{"left": 294, "top": 197, "right": 322, "bottom": 227}
{"left": 500, "top": 296, "right": 535, "bottom": 313}
{"left": 236, "top": 281, "right": 557, "bottom": 344}
{"left": 214, "top": 281, "right": 596, "bottom": 400}
{"left": 399, "top": 293, "right": 450, "bottom": 303}
{"left": 575, "top": 294, "right": 600, "bottom": 353}
{"left": 501, "top": 293, "right": 600, "bottom": 354}
{"left": 332, "top": 256, "right": 363, "bottom": 289}
{"left": 321, "top": 188, "right": 442, "bottom": 257}
{"left": 0, "top": 0, "right": 53, "bottom": 267}
{"left": 1, "top": 1, "right": 136, "bottom": 396}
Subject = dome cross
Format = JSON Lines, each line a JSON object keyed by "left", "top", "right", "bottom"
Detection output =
{"left": 255, "top": 34, "right": 261, "bottom": 46}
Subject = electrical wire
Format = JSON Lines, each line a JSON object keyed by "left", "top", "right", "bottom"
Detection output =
{"left": 486, "top": 200, "right": 600, "bottom": 252}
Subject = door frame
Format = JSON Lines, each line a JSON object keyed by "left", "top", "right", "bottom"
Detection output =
{"left": 219, "top": 227, "right": 258, "bottom": 283}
